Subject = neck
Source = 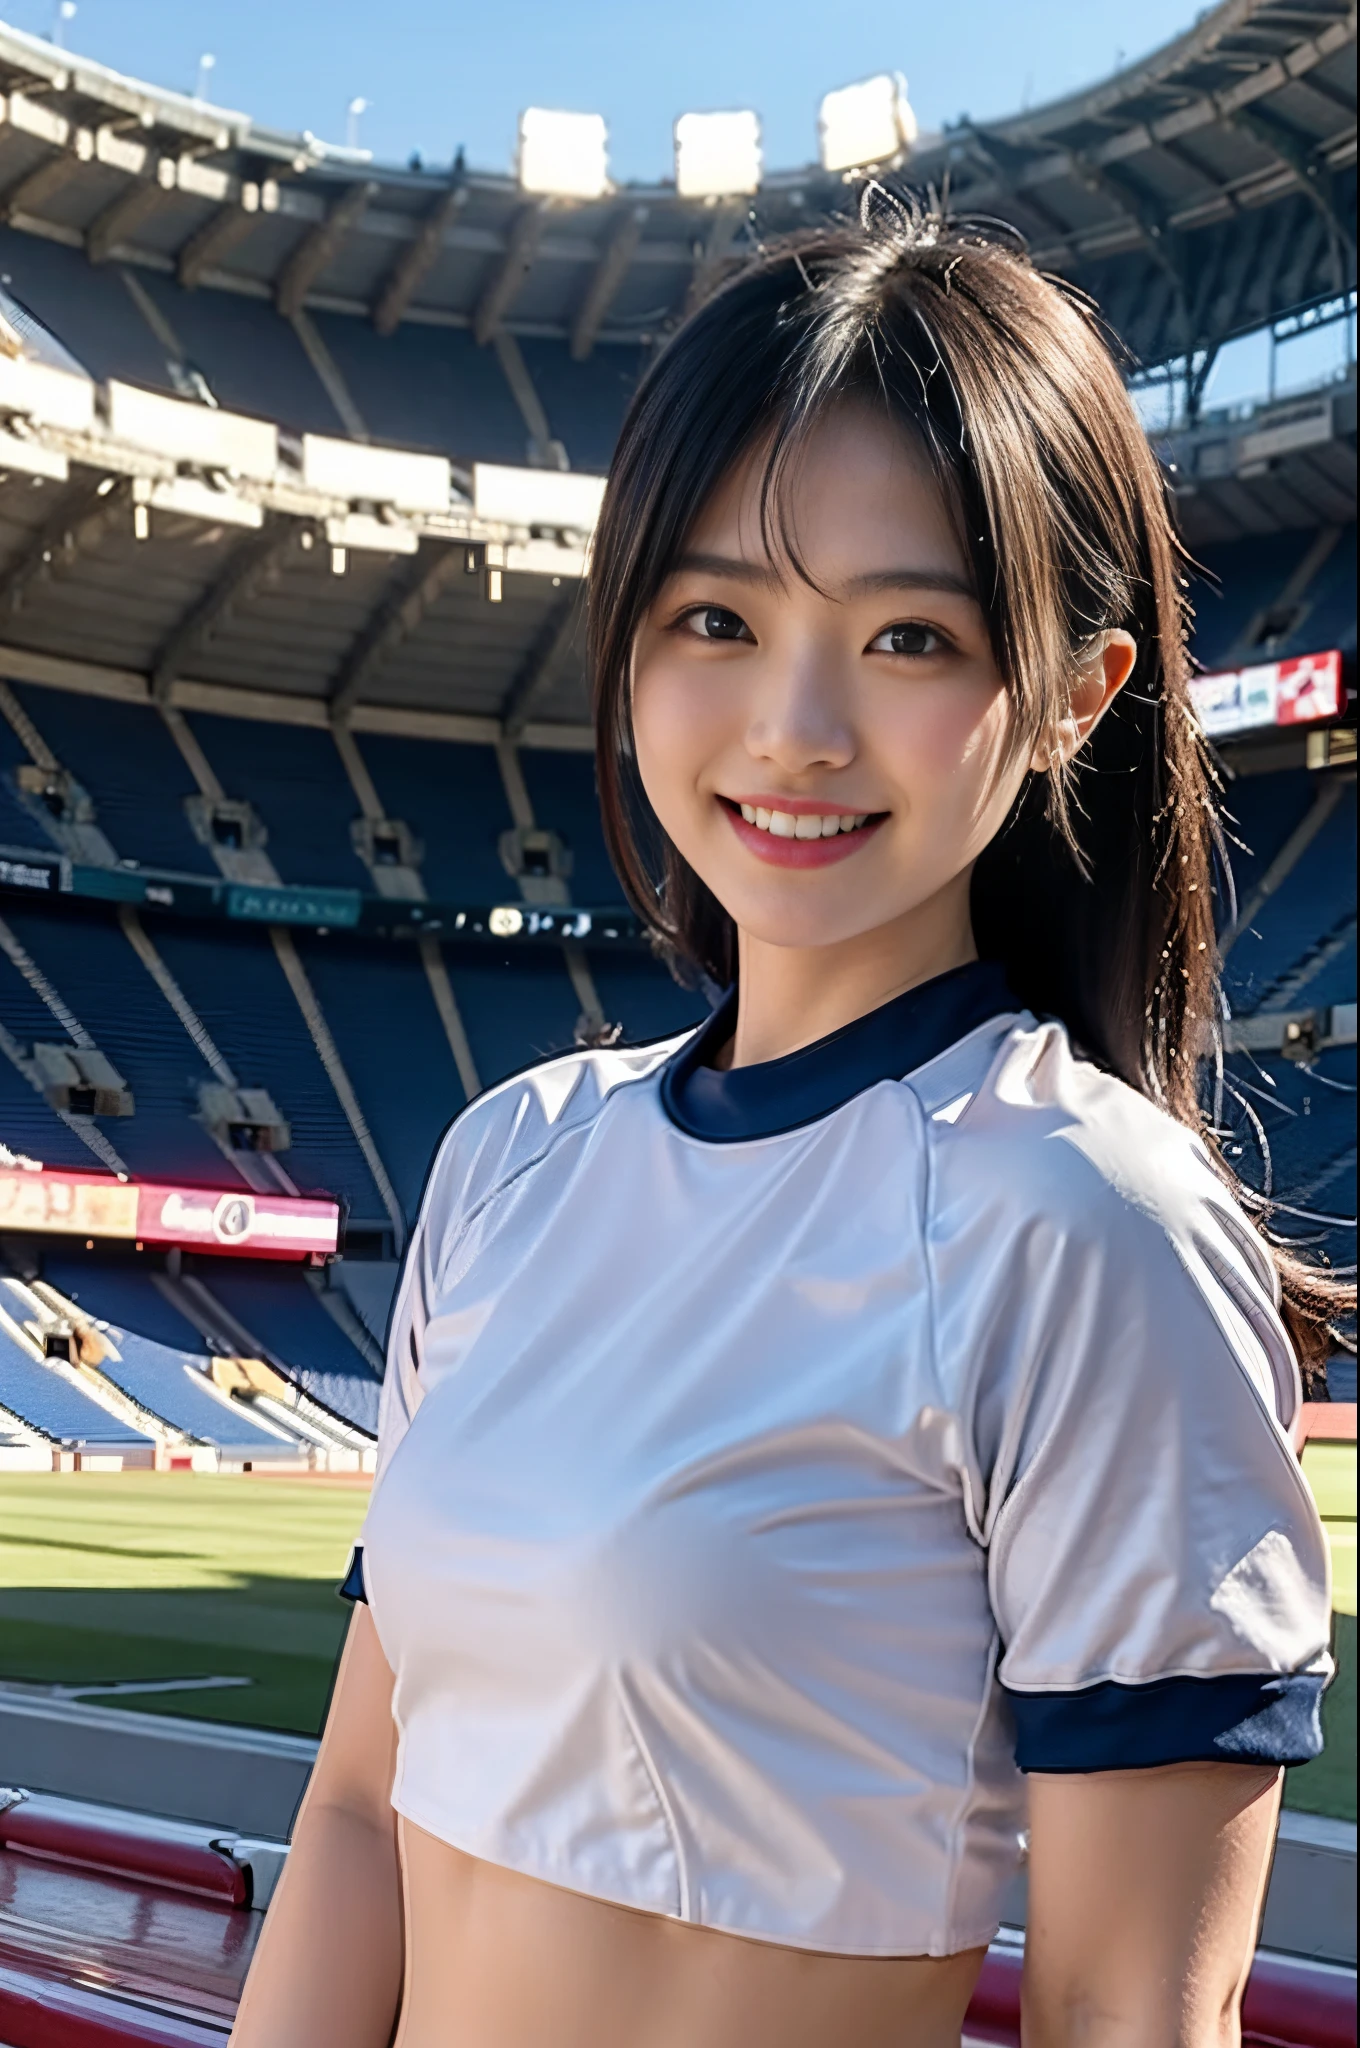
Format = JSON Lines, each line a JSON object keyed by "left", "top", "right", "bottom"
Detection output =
{"left": 724, "top": 876, "right": 978, "bottom": 1070}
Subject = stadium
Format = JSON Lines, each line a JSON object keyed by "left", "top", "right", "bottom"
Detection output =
{"left": 0, "top": 0, "right": 1352, "bottom": 2036}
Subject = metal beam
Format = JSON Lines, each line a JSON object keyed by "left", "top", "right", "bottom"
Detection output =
{"left": 276, "top": 181, "right": 377, "bottom": 320}
{"left": 1229, "top": 106, "right": 1356, "bottom": 255}
{"left": 474, "top": 203, "right": 546, "bottom": 346}
{"left": 686, "top": 199, "right": 746, "bottom": 313}
{"left": 501, "top": 592, "right": 580, "bottom": 738}
{"left": 571, "top": 204, "right": 647, "bottom": 360}
{"left": 86, "top": 174, "right": 168, "bottom": 263}
{"left": 178, "top": 201, "right": 259, "bottom": 289}
{"left": 0, "top": 148, "right": 83, "bottom": 223}
{"left": 492, "top": 330, "right": 560, "bottom": 468}
{"left": 0, "top": 476, "right": 126, "bottom": 618}
{"left": 1070, "top": 155, "right": 1186, "bottom": 303}
{"left": 150, "top": 520, "right": 299, "bottom": 703}
{"left": 329, "top": 541, "right": 463, "bottom": 720}
{"left": 374, "top": 179, "right": 467, "bottom": 335}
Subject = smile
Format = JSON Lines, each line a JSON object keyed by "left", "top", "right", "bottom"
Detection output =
{"left": 719, "top": 798, "right": 886, "bottom": 869}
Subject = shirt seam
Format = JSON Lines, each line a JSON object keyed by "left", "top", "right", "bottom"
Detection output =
{"left": 613, "top": 1673, "right": 691, "bottom": 1922}
{"left": 659, "top": 1013, "right": 1025, "bottom": 1156}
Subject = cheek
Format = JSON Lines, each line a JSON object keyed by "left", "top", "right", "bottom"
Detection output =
{"left": 879, "top": 677, "right": 1015, "bottom": 799}
{"left": 632, "top": 657, "right": 729, "bottom": 818}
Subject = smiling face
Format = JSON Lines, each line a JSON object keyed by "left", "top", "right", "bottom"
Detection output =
{"left": 630, "top": 403, "right": 1032, "bottom": 967}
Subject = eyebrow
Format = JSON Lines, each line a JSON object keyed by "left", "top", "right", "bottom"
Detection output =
{"left": 671, "top": 552, "right": 977, "bottom": 604}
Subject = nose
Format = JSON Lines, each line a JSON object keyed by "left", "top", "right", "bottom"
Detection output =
{"left": 744, "top": 646, "right": 856, "bottom": 776}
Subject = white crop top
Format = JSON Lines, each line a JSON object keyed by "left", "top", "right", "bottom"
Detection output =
{"left": 350, "top": 963, "right": 1331, "bottom": 1959}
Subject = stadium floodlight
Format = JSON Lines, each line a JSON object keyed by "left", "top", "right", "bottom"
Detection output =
{"left": 517, "top": 109, "right": 610, "bottom": 201}
{"left": 818, "top": 73, "right": 917, "bottom": 174}
{"left": 674, "top": 111, "right": 761, "bottom": 199}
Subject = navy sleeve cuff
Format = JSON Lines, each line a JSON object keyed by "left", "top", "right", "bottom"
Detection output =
{"left": 1004, "top": 1670, "right": 1326, "bottom": 1772}
{"left": 338, "top": 1545, "right": 368, "bottom": 1604}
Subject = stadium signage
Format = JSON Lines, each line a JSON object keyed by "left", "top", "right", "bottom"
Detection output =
{"left": 1189, "top": 649, "right": 1343, "bottom": 740}
{"left": 0, "top": 860, "right": 650, "bottom": 945}
{"left": 0, "top": 1166, "right": 341, "bottom": 1260}
{"left": 225, "top": 883, "right": 363, "bottom": 928}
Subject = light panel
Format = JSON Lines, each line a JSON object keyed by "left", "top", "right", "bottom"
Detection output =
{"left": 518, "top": 108, "right": 609, "bottom": 200}
{"left": 473, "top": 462, "right": 606, "bottom": 533}
{"left": 818, "top": 73, "right": 917, "bottom": 174}
{"left": 106, "top": 381, "right": 277, "bottom": 480}
{"left": 674, "top": 110, "right": 761, "bottom": 199}
{"left": 302, "top": 434, "right": 451, "bottom": 512}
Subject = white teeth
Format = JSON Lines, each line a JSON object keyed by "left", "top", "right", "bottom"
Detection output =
{"left": 736, "top": 805, "right": 874, "bottom": 837}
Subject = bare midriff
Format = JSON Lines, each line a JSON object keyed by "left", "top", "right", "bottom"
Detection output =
{"left": 394, "top": 1818, "right": 986, "bottom": 2048}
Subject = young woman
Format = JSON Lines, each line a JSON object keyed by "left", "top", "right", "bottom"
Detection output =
{"left": 232, "top": 203, "right": 1341, "bottom": 2048}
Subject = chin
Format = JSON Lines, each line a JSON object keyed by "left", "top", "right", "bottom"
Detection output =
{"left": 719, "top": 890, "right": 895, "bottom": 954}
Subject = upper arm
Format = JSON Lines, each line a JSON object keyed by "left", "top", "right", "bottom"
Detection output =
{"left": 301, "top": 1603, "right": 399, "bottom": 1834}
{"left": 1024, "top": 1762, "right": 1281, "bottom": 2042}
{"left": 975, "top": 1157, "right": 1331, "bottom": 1774}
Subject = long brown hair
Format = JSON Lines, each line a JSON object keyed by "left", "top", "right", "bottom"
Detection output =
{"left": 587, "top": 195, "right": 1351, "bottom": 1378}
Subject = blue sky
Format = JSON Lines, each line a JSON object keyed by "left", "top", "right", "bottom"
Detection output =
{"left": 21, "top": 0, "right": 1205, "bottom": 182}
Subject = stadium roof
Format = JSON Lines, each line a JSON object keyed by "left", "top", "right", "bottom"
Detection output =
{"left": 0, "top": 0, "right": 1353, "bottom": 371}
{"left": 0, "top": 0, "right": 1352, "bottom": 751}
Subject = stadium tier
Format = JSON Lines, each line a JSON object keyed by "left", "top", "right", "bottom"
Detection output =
{"left": 0, "top": 0, "right": 1350, "bottom": 1465}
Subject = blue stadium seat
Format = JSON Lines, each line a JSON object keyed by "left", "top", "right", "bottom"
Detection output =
{"left": 446, "top": 949, "right": 582, "bottom": 1089}
{"left": 293, "top": 933, "right": 467, "bottom": 1224}
{"left": 0, "top": 226, "right": 175, "bottom": 392}
{"left": 42, "top": 1259, "right": 206, "bottom": 1350}
{"left": 0, "top": 1324, "right": 153, "bottom": 1447}
{"left": 357, "top": 735, "right": 514, "bottom": 901}
{"left": 1191, "top": 532, "right": 1323, "bottom": 671}
{"left": 96, "top": 1326, "right": 293, "bottom": 1452}
{"left": 310, "top": 315, "right": 526, "bottom": 462}
{"left": 0, "top": 903, "right": 243, "bottom": 1188}
{"left": 131, "top": 271, "right": 346, "bottom": 436}
{"left": 185, "top": 715, "right": 371, "bottom": 889}
{"left": 1224, "top": 781, "right": 1356, "bottom": 1014}
{"left": 517, "top": 750, "right": 619, "bottom": 905}
{"left": 0, "top": 708, "right": 61, "bottom": 853}
{"left": 9, "top": 686, "right": 211, "bottom": 874}
{"left": 196, "top": 1265, "right": 380, "bottom": 1433}
{"left": 145, "top": 919, "right": 388, "bottom": 1221}
{"left": 517, "top": 340, "right": 644, "bottom": 473}
{"left": 587, "top": 956, "right": 709, "bottom": 1047}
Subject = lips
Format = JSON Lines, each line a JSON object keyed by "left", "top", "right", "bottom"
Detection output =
{"left": 720, "top": 797, "right": 886, "bottom": 869}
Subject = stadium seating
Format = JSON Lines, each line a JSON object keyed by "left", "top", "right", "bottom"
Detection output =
{"left": 7, "top": 686, "right": 213, "bottom": 876}
{"left": 195, "top": 1264, "right": 381, "bottom": 1433}
{"left": 0, "top": 901, "right": 243, "bottom": 1186}
{"left": 0, "top": 1323, "right": 154, "bottom": 1451}
{"left": 292, "top": 931, "right": 468, "bottom": 1221}
{"left": 187, "top": 716, "right": 373, "bottom": 892}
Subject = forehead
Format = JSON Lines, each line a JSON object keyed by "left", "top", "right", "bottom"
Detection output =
{"left": 684, "top": 403, "right": 967, "bottom": 584}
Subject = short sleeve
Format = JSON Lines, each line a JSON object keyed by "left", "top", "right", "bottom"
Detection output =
{"left": 983, "top": 1179, "right": 1332, "bottom": 1770}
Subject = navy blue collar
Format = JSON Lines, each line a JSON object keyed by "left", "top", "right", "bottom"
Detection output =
{"left": 660, "top": 960, "right": 1016, "bottom": 1143}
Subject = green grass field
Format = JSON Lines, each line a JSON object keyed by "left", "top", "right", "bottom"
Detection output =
{"left": 0, "top": 1472, "right": 367, "bottom": 1735}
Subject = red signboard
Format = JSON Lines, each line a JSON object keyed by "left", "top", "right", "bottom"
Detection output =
{"left": 0, "top": 1164, "right": 339, "bottom": 1260}
{"left": 1189, "top": 648, "right": 1343, "bottom": 739}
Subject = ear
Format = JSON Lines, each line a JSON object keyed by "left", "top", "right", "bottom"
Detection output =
{"left": 1030, "top": 630, "right": 1137, "bottom": 772}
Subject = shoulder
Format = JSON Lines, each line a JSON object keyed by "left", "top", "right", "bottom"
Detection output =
{"left": 912, "top": 1014, "right": 1259, "bottom": 1257}
{"left": 418, "top": 1029, "right": 693, "bottom": 1238}
{"left": 909, "top": 1016, "right": 1294, "bottom": 1417}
